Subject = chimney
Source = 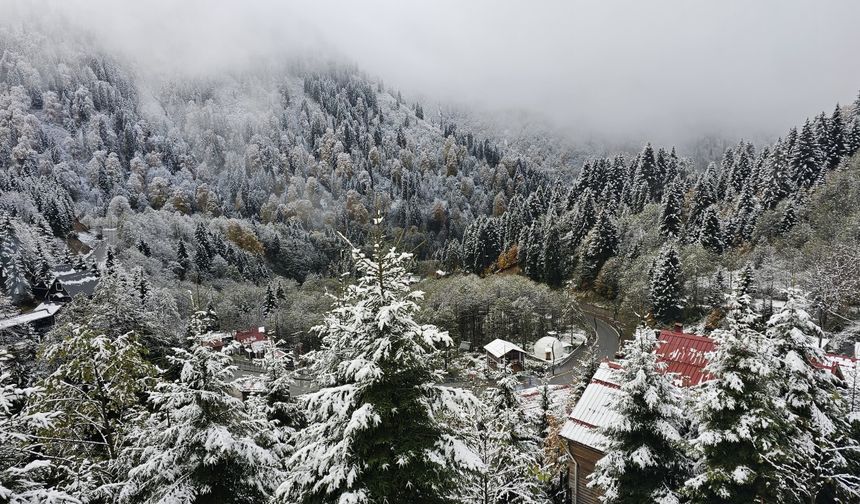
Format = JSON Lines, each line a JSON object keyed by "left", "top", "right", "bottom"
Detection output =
{"left": 673, "top": 322, "right": 683, "bottom": 333}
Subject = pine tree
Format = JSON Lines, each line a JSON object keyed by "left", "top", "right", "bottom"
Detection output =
{"left": 758, "top": 138, "right": 791, "bottom": 208}
{"left": 790, "top": 119, "right": 822, "bottom": 189}
{"left": 649, "top": 244, "right": 683, "bottom": 324}
{"left": 175, "top": 240, "right": 190, "bottom": 280}
{"left": 469, "top": 365, "right": 544, "bottom": 504}
{"left": 277, "top": 241, "right": 480, "bottom": 503}
{"left": 3, "top": 250, "right": 31, "bottom": 304}
{"left": 766, "top": 288, "right": 860, "bottom": 502}
{"left": 826, "top": 104, "right": 847, "bottom": 170}
{"left": 264, "top": 283, "right": 278, "bottom": 318}
{"left": 685, "top": 292, "right": 790, "bottom": 503}
{"left": 540, "top": 221, "right": 564, "bottom": 287}
{"left": 581, "top": 209, "right": 618, "bottom": 287}
{"left": 698, "top": 206, "right": 724, "bottom": 253}
{"left": 659, "top": 179, "right": 683, "bottom": 238}
{"left": 119, "top": 343, "right": 281, "bottom": 503}
{"left": 592, "top": 327, "right": 687, "bottom": 503}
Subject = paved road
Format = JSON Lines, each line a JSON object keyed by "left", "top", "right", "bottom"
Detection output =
{"left": 545, "top": 305, "right": 620, "bottom": 385}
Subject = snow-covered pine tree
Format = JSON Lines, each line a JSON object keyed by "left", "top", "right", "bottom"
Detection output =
{"left": 540, "top": 220, "right": 564, "bottom": 287}
{"left": 649, "top": 243, "right": 683, "bottom": 324}
{"left": 469, "top": 365, "right": 545, "bottom": 504}
{"left": 3, "top": 250, "right": 31, "bottom": 304}
{"left": 581, "top": 209, "right": 618, "bottom": 287}
{"left": 264, "top": 283, "right": 278, "bottom": 318}
{"left": 685, "top": 292, "right": 791, "bottom": 503}
{"left": 826, "top": 104, "right": 847, "bottom": 170}
{"left": 277, "top": 239, "right": 481, "bottom": 504}
{"left": 766, "top": 288, "right": 860, "bottom": 502}
{"left": 591, "top": 326, "right": 687, "bottom": 503}
{"left": 175, "top": 239, "right": 190, "bottom": 280}
{"left": 659, "top": 179, "right": 683, "bottom": 238}
{"left": 791, "top": 119, "right": 822, "bottom": 189}
{"left": 698, "top": 206, "right": 723, "bottom": 254}
{"left": 0, "top": 350, "right": 77, "bottom": 503}
{"left": 119, "top": 341, "right": 281, "bottom": 503}
{"left": 32, "top": 324, "right": 156, "bottom": 498}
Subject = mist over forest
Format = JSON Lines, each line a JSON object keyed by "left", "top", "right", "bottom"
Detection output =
{"left": 2, "top": 2, "right": 860, "bottom": 503}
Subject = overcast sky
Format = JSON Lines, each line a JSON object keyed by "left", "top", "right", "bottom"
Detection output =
{"left": 5, "top": 0, "right": 860, "bottom": 144}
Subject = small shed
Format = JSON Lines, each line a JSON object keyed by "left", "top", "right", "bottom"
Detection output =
{"left": 532, "top": 335, "right": 573, "bottom": 362}
{"left": 483, "top": 338, "right": 527, "bottom": 372}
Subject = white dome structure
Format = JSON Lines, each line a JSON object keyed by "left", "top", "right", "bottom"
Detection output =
{"left": 532, "top": 336, "right": 570, "bottom": 362}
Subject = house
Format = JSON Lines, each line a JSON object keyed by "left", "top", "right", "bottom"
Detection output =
{"left": 32, "top": 265, "right": 99, "bottom": 303}
{"left": 483, "top": 338, "right": 527, "bottom": 372}
{"left": 560, "top": 328, "right": 715, "bottom": 504}
{"left": 825, "top": 352, "right": 860, "bottom": 413}
{"left": 235, "top": 326, "right": 269, "bottom": 358}
{"left": 532, "top": 335, "right": 575, "bottom": 363}
{"left": 0, "top": 302, "right": 63, "bottom": 337}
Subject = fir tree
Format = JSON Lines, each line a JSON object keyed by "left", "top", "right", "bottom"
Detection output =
{"left": 790, "top": 119, "right": 822, "bottom": 189}
{"left": 649, "top": 244, "right": 683, "bottom": 324}
{"left": 766, "top": 289, "right": 860, "bottom": 502}
{"left": 469, "top": 365, "right": 544, "bottom": 504}
{"left": 175, "top": 240, "right": 190, "bottom": 281}
{"left": 264, "top": 283, "right": 278, "bottom": 318}
{"left": 698, "top": 206, "right": 723, "bottom": 254}
{"left": 659, "top": 179, "right": 683, "bottom": 238}
{"left": 592, "top": 327, "right": 687, "bottom": 503}
{"left": 540, "top": 221, "right": 564, "bottom": 287}
{"left": 826, "top": 104, "right": 847, "bottom": 170}
{"left": 277, "top": 240, "right": 480, "bottom": 503}
{"left": 685, "top": 292, "right": 790, "bottom": 503}
{"left": 581, "top": 209, "right": 618, "bottom": 287}
{"left": 119, "top": 342, "right": 280, "bottom": 503}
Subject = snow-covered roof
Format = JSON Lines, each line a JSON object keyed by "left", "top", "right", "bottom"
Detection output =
{"left": 559, "top": 362, "right": 622, "bottom": 452}
{"left": 657, "top": 330, "right": 715, "bottom": 387}
{"left": 483, "top": 338, "right": 526, "bottom": 359}
{"left": 0, "top": 302, "right": 62, "bottom": 330}
{"left": 57, "top": 271, "right": 99, "bottom": 298}
{"left": 826, "top": 354, "right": 860, "bottom": 413}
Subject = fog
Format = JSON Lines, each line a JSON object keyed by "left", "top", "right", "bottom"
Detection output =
{"left": 4, "top": 0, "right": 860, "bottom": 145}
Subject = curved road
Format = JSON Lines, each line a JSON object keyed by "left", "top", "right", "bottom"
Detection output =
{"left": 546, "top": 305, "right": 620, "bottom": 385}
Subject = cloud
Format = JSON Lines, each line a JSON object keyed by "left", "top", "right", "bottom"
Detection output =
{"left": 3, "top": 0, "right": 859, "bottom": 144}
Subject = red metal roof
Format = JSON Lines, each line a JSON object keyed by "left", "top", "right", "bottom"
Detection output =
{"left": 657, "top": 330, "right": 715, "bottom": 387}
{"left": 235, "top": 326, "right": 267, "bottom": 345}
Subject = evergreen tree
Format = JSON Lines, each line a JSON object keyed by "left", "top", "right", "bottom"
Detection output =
{"left": 469, "top": 365, "right": 544, "bottom": 504}
{"left": 698, "top": 206, "right": 724, "bottom": 254}
{"left": 659, "top": 179, "right": 683, "bottom": 238}
{"left": 766, "top": 289, "right": 860, "bottom": 502}
{"left": 581, "top": 209, "right": 618, "bottom": 287}
{"left": 175, "top": 240, "right": 190, "bottom": 281}
{"left": 277, "top": 241, "right": 480, "bottom": 503}
{"left": 264, "top": 283, "right": 278, "bottom": 318}
{"left": 592, "top": 327, "right": 687, "bottom": 503}
{"left": 649, "top": 244, "right": 683, "bottom": 324}
{"left": 758, "top": 138, "right": 791, "bottom": 208}
{"left": 3, "top": 251, "right": 31, "bottom": 304}
{"left": 540, "top": 221, "right": 564, "bottom": 287}
{"left": 790, "top": 119, "right": 822, "bottom": 189}
{"left": 685, "top": 292, "right": 790, "bottom": 503}
{"left": 119, "top": 342, "right": 280, "bottom": 503}
{"left": 826, "top": 104, "right": 847, "bottom": 170}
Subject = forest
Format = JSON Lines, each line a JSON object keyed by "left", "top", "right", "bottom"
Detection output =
{"left": 2, "top": 15, "right": 860, "bottom": 504}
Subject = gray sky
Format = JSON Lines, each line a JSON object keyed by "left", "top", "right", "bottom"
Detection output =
{"left": 5, "top": 0, "right": 860, "bottom": 144}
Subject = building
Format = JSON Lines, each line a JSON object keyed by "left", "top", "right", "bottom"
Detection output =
{"left": 32, "top": 265, "right": 99, "bottom": 303}
{"left": 483, "top": 338, "right": 527, "bottom": 372}
{"left": 0, "top": 302, "right": 63, "bottom": 337}
{"left": 532, "top": 335, "right": 575, "bottom": 363}
{"left": 560, "top": 328, "right": 715, "bottom": 504}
